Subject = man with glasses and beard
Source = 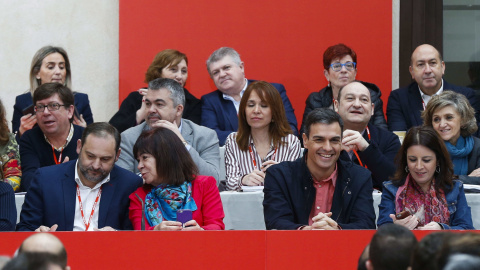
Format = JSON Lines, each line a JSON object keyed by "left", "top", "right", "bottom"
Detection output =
{"left": 17, "top": 122, "right": 142, "bottom": 231}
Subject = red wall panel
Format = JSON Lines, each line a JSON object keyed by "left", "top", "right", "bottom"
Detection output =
{"left": 119, "top": 0, "right": 392, "bottom": 129}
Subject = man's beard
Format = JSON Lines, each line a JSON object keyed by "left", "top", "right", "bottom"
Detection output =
{"left": 79, "top": 159, "right": 109, "bottom": 184}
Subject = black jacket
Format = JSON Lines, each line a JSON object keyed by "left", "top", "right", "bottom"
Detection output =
{"left": 300, "top": 81, "right": 387, "bottom": 135}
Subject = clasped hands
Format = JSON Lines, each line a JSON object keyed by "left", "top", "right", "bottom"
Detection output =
{"left": 153, "top": 220, "right": 203, "bottom": 231}
{"left": 341, "top": 129, "right": 369, "bottom": 152}
{"left": 302, "top": 212, "right": 339, "bottom": 230}
{"left": 389, "top": 214, "right": 442, "bottom": 230}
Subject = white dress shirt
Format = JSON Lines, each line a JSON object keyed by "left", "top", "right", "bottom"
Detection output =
{"left": 222, "top": 78, "right": 248, "bottom": 113}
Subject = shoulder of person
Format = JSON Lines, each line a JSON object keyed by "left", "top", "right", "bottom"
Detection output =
{"left": 111, "top": 165, "right": 143, "bottom": 186}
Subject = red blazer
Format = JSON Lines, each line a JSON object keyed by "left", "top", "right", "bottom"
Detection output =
{"left": 129, "top": 175, "right": 225, "bottom": 230}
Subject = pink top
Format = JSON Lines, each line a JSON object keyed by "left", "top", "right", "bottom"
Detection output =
{"left": 308, "top": 166, "right": 338, "bottom": 226}
{"left": 129, "top": 175, "right": 225, "bottom": 230}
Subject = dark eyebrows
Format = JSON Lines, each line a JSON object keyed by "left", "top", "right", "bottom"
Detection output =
{"left": 145, "top": 98, "right": 166, "bottom": 103}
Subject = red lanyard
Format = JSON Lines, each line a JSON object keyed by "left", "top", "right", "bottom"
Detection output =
{"left": 353, "top": 127, "right": 371, "bottom": 168}
{"left": 77, "top": 184, "right": 102, "bottom": 231}
{"left": 248, "top": 145, "right": 277, "bottom": 170}
{"left": 422, "top": 99, "right": 426, "bottom": 110}
{"left": 52, "top": 146, "right": 63, "bottom": 165}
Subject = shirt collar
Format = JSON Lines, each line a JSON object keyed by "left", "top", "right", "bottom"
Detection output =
{"left": 74, "top": 159, "right": 111, "bottom": 190}
{"left": 44, "top": 123, "right": 74, "bottom": 151}
{"left": 222, "top": 78, "right": 248, "bottom": 101}
{"left": 418, "top": 79, "right": 444, "bottom": 106}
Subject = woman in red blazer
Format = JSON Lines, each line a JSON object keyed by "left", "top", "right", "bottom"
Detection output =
{"left": 128, "top": 127, "right": 224, "bottom": 230}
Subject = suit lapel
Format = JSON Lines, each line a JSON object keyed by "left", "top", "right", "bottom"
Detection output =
{"left": 407, "top": 83, "right": 424, "bottom": 127}
{"left": 181, "top": 119, "right": 193, "bottom": 144}
{"left": 62, "top": 162, "right": 77, "bottom": 231}
{"left": 98, "top": 170, "right": 117, "bottom": 228}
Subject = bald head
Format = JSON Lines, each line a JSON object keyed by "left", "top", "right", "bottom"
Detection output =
{"left": 19, "top": 233, "right": 67, "bottom": 268}
{"left": 409, "top": 44, "right": 445, "bottom": 95}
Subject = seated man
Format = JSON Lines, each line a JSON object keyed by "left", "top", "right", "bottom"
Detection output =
{"left": 19, "top": 83, "right": 84, "bottom": 191}
{"left": 17, "top": 122, "right": 142, "bottom": 231}
{"left": 116, "top": 78, "right": 220, "bottom": 183}
{"left": 334, "top": 81, "right": 400, "bottom": 190}
{"left": 387, "top": 44, "right": 480, "bottom": 133}
{"left": 367, "top": 224, "right": 418, "bottom": 270}
{"left": 263, "top": 108, "right": 376, "bottom": 230}
{"left": 201, "top": 47, "right": 298, "bottom": 145}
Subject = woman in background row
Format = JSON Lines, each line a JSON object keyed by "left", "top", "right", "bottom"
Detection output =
{"left": 109, "top": 49, "right": 202, "bottom": 133}
{"left": 129, "top": 127, "right": 224, "bottom": 230}
{"left": 0, "top": 99, "right": 21, "bottom": 191}
{"left": 224, "top": 81, "right": 301, "bottom": 191}
{"left": 300, "top": 43, "right": 387, "bottom": 134}
{"left": 422, "top": 90, "right": 480, "bottom": 185}
{"left": 12, "top": 46, "right": 93, "bottom": 136}
{"left": 378, "top": 126, "right": 474, "bottom": 230}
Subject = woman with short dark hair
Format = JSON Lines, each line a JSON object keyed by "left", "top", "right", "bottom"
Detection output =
{"left": 129, "top": 127, "right": 224, "bottom": 230}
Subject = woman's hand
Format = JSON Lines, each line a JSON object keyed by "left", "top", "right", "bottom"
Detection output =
{"left": 182, "top": 220, "right": 204, "bottom": 231}
{"left": 19, "top": 114, "right": 37, "bottom": 136}
{"left": 136, "top": 89, "right": 148, "bottom": 125}
{"left": 153, "top": 221, "right": 182, "bottom": 231}
{"left": 261, "top": 160, "right": 278, "bottom": 173}
{"left": 468, "top": 168, "right": 480, "bottom": 177}
{"left": 241, "top": 170, "right": 266, "bottom": 186}
{"left": 73, "top": 114, "right": 87, "bottom": 127}
{"left": 389, "top": 214, "right": 419, "bottom": 230}
{"left": 417, "top": 222, "right": 442, "bottom": 230}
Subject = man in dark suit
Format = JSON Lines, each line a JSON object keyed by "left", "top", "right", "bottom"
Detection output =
{"left": 334, "top": 81, "right": 400, "bottom": 190}
{"left": 17, "top": 122, "right": 142, "bottom": 231}
{"left": 201, "top": 47, "right": 298, "bottom": 145}
{"left": 387, "top": 44, "right": 480, "bottom": 132}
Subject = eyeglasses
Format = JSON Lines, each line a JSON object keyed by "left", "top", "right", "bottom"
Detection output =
{"left": 330, "top": 62, "right": 356, "bottom": 71}
{"left": 35, "top": 103, "right": 66, "bottom": 112}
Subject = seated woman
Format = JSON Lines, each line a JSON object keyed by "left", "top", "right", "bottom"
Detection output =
{"left": 12, "top": 46, "right": 93, "bottom": 136}
{"left": 422, "top": 91, "right": 480, "bottom": 185}
{"left": 129, "top": 127, "right": 224, "bottom": 230}
{"left": 378, "top": 126, "right": 474, "bottom": 230}
{"left": 0, "top": 99, "right": 21, "bottom": 191}
{"left": 300, "top": 43, "right": 387, "bottom": 134}
{"left": 224, "top": 81, "right": 301, "bottom": 191}
{"left": 0, "top": 181, "right": 16, "bottom": 231}
{"left": 109, "top": 49, "right": 201, "bottom": 133}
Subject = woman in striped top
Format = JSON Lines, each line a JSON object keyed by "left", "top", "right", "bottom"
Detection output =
{"left": 225, "top": 81, "right": 301, "bottom": 191}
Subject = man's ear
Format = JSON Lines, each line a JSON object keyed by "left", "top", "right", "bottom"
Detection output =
{"left": 409, "top": 65, "right": 414, "bottom": 80}
{"left": 115, "top": 148, "right": 121, "bottom": 162}
{"left": 76, "top": 139, "right": 82, "bottom": 155}
{"left": 371, "top": 102, "right": 375, "bottom": 116}
{"left": 302, "top": 133, "right": 308, "bottom": 148}
{"left": 176, "top": 104, "right": 184, "bottom": 118}
{"left": 334, "top": 99, "right": 339, "bottom": 112}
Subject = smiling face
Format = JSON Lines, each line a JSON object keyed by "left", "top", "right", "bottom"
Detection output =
{"left": 406, "top": 145, "right": 437, "bottom": 191}
{"left": 35, "top": 93, "right": 74, "bottom": 138}
{"left": 161, "top": 59, "right": 188, "bottom": 87}
{"left": 409, "top": 44, "right": 445, "bottom": 95}
{"left": 432, "top": 105, "right": 462, "bottom": 145}
{"left": 36, "top": 53, "right": 67, "bottom": 85}
{"left": 208, "top": 55, "right": 245, "bottom": 96}
{"left": 324, "top": 55, "right": 357, "bottom": 92}
{"left": 245, "top": 90, "right": 272, "bottom": 131}
{"left": 303, "top": 122, "right": 342, "bottom": 179}
{"left": 334, "top": 82, "right": 374, "bottom": 130}
{"left": 137, "top": 152, "right": 160, "bottom": 186}
{"left": 76, "top": 134, "right": 119, "bottom": 186}
{"left": 144, "top": 88, "right": 182, "bottom": 126}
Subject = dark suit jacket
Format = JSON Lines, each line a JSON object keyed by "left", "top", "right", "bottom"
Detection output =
{"left": 16, "top": 161, "right": 143, "bottom": 231}
{"left": 12, "top": 92, "right": 93, "bottom": 134}
{"left": 263, "top": 154, "right": 376, "bottom": 230}
{"left": 201, "top": 80, "right": 298, "bottom": 145}
{"left": 387, "top": 81, "right": 480, "bottom": 132}
{"left": 339, "top": 124, "right": 401, "bottom": 190}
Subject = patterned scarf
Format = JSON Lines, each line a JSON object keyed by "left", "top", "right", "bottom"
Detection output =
{"left": 144, "top": 181, "right": 197, "bottom": 226}
{"left": 445, "top": 136, "right": 474, "bottom": 175}
{"left": 396, "top": 175, "right": 449, "bottom": 227}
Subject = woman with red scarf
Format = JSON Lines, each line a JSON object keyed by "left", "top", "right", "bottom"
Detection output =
{"left": 377, "top": 126, "right": 474, "bottom": 230}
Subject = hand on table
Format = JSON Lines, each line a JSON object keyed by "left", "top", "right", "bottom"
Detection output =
{"left": 311, "top": 212, "right": 339, "bottom": 230}
{"left": 241, "top": 170, "right": 265, "bottom": 186}
{"left": 182, "top": 220, "right": 204, "bottom": 231}
{"left": 153, "top": 221, "right": 182, "bottom": 231}
{"left": 35, "top": 224, "right": 58, "bottom": 232}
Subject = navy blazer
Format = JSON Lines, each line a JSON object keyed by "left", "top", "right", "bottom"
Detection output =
{"left": 12, "top": 92, "right": 94, "bottom": 134}
{"left": 263, "top": 154, "right": 376, "bottom": 230}
{"left": 16, "top": 161, "right": 143, "bottom": 231}
{"left": 387, "top": 81, "right": 480, "bottom": 132}
{"left": 339, "top": 124, "right": 401, "bottom": 190}
{"left": 201, "top": 80, "right": 298, "bottom": 145}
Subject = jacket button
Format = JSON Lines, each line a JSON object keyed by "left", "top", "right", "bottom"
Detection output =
{"left": 348, "top": 191, "right": 351, "bottom": 195}
{"left": 304, "top": 187, "right": 307, "bottom": 190}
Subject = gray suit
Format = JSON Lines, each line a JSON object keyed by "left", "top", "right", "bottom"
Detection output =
{"left": 116, "top": 119, "right": 221, "bottom": 184}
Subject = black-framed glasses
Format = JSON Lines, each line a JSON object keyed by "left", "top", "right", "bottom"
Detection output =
{"left": 330, "top": 62, "right": 356, "bottom": 71}
{"left": 34, "top": 103, "right": 66, "bottom": 112}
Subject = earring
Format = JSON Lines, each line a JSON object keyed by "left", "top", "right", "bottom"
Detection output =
{"left": 328, "top": 81, "right": 331, "bottom": 87}
{"left": 405, "top": 166, "right": 409, "bottom": 173}
{"left": 436, "top": 165, "right": 440, "bottom": 173}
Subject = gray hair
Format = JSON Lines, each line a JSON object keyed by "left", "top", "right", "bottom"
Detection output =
{"left": 29, "top": 46, "right": 72, "bottom": 93}
{"left": 422, "top": 90, "right": 478, "bottom": 137}
{"left": 148, "top": 78, "right": 185, "bottom": 107}
{"left": 206, "top": 47, "right": 242, "bottom": 75}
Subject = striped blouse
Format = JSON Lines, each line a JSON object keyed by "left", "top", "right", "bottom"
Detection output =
{"left": 224, "top": 132, "right": 301, "bottom": 191}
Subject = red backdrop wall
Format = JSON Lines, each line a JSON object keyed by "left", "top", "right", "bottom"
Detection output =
{"left": 119, "top": 0, "right": 392, "bottom": 128}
